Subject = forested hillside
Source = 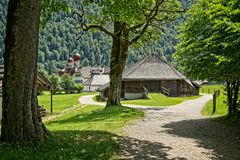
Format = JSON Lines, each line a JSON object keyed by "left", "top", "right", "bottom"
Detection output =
{"left": 0, "top": 0, "right": 192, "bottom": 75}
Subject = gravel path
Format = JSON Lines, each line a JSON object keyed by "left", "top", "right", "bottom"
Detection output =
{"left": 79, "top": 94, "right": 240, "bottom": 160}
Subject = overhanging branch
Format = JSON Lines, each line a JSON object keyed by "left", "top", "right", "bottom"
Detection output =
{"left": 84, "top": 24, "right": 115, "bottom": 38}
{"left": 73, "top": 9, "right": 114, "bottom": 38}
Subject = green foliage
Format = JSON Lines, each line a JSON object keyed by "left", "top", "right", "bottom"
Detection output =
{"left": 175, "top": 0, "right": 240, "bottom": 81}
{"left": 48, "top": 74, "right": 61, "bottom": 94}
{"left": 41, "top": 0, "right": 70, "bottom": 28}
{"left": 0, "top": 105, "right": 143, "bottom": 159}
{"left": 74, "top": 83, "right": 84, "bottom": 93}
{"left": 81, "top": 0, "right": 182, "bottom": 44}
{"left": 0, "top": 0, "right": 192, "bottom": 74}
{"left": 60, "top": 74, "right": 75, "bottom": 94}
{"left": 175, "top": 0, "right": 240, "bottom": 118}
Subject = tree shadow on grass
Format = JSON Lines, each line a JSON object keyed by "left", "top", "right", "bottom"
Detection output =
{"left": 0, "top": 130, "right": 186, "bottom": 160}
{"left": 0, "top": 130, "right": 118, "bottom": 160}
{"left": 162, "top": 118, "right": 240, "bottom": 160}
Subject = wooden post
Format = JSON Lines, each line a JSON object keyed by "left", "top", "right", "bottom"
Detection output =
{"left": 212, "top": 92, "right": 216, "bottom": 115}
{"left": 50, "top": 90, "right": 53, "bottom": 113}
{"left": 212, "top": 89, "right": 221, "bottom": 115}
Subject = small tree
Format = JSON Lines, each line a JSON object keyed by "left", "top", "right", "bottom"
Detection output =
{"left": 60, "top": 74, "right": 75, "bottom": 94}
{"left": 74, "top": 84, "right": 84, "bottom": 93}
{"left": 49, "top": 74, "right": 61, "bottom": 94}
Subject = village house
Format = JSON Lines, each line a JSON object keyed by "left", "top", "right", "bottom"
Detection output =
{"left": 58, "top": 53, "right": 110, "bottom": 91}
{"left": 99, "top": 54, "right": 199, "bottom": 100}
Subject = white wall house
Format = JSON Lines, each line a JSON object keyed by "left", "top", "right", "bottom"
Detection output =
{"left": 83, "top": 74, "right": 109, "bottom": 92}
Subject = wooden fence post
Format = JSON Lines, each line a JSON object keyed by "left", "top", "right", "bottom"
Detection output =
{"left": 50, "top": 90, "right": 53, "bottom": 114}
{"left": 212, "top": 93, "right": 216, "bottom": 115}
{"left": 212, "top": 90, "right": 220, "bottom": 115}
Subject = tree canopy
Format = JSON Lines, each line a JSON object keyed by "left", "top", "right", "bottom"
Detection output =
{"left": 175, "top": 0, "right": 240, "bottom": 117}
{"left": 175, "top": 0, "right": 240, "bottom": 81}
{"left": 75, "top": 0, "right": 184, "bottom": 106}
{"left": 0, "top": 0, "right": 192, "bottom": 74}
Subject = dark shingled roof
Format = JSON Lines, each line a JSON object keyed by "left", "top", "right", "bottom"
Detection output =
{"left": 123, "top": 54, "right": 185, "bottom": 80}
{"left": 99, "top": 54, "right": 195, "bottom": 91}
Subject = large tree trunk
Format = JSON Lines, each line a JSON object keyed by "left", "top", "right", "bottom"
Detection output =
{"left": 226, "top": 80, "right": 240, "bottom": 118}
{"left": 106, "top": 22, "right": 129, "bottom": 107}
{"left": 1, "top": 0, "right": 48, "bottom": 142}
{"left": 226, "top": 81, "right": 233, "bottom": 117}
{"left": 232, "top": 81, "right": 239, "bottom": 116}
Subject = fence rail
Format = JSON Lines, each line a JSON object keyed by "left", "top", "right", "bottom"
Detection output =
{"left": 200, "top": 88, "right": 219, "bottom": 94}
{"left": 161, "top": 86, "right": 170, "bottom": 97}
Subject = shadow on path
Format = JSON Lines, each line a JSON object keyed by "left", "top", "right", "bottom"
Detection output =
{"left": 162, "top": 118, "right": 240, "bottom": 160}
{"left": 119, "top": 136, "right": 187, "bottom": 160}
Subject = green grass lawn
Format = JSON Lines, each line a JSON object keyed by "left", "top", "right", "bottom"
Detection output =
{"left": 200, "top": 84, "right": 224, "bottom": 94}
{"left": 38, "top": 92, "right": 96, "bottom": 113}
{"left": 201, "top": 84, "right": 226, "bottom": 116}
{"left": 94, "top": 93, "right": 201, "bottom": 106}
{"left": 201, "top": 84, "right": 240, "bottom": 127}
{"left": 201, "top": 93, "right": 228, "bottom": 116}
{"left": 0, "top": 105, "right": 144, "bottom": 159}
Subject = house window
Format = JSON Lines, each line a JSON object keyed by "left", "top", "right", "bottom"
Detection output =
{"left": 75, "top": 80, "right": 83, "bottom": 83}
{"left": 75, "top": 73, "right": 81, "bottom": 77}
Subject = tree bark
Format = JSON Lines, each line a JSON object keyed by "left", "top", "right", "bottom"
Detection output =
{"left": 232, "top": 81, "right": 239, "bottom": 116}
{"left": 226, "top": 80, "right": 240, "bottom": 118}
{"left": 106, "top": 22, "right": 129, "bottom": 107}
{"left": 1, "top": 0, "right": 48, "bottom": 142}
{"left": 226, "top": 81, "right": 233, "bottom": 118}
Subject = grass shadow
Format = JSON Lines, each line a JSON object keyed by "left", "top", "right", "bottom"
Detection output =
{"left": 0, "top": 130, "right": 119, "bottom": 160}
{"left": 0, "top": 130, "right": 189, "bottom": 160}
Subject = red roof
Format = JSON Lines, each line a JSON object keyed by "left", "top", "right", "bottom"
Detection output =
{"left": 73, "top": 54, "right": 81, "bottom": 61}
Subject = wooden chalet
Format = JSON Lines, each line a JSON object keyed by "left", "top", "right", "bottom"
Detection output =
{"left": 99, "top": 54, "right": 199, "bottom": 100}
{"left": 0, "top": 65, "right": 53, "bottom": 119}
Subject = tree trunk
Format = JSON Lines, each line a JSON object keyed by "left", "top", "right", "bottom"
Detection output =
{"left": 232, "top": 81, "right": 239, "bottom": 116}
{"left": 226, "top": 81, "right": 233, "bottom": 118}
{"left": 106, "top": 22, "right": 129, "bottom": 107}
{"left": 1, "top": 0, "right": 48, "bottom": 142}
{"left": 226, "top": 80, "right": 240, "bottom": 118}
